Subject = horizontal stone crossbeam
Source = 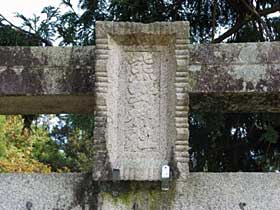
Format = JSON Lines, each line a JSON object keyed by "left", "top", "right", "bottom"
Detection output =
{"left": 188, "top": 42, "right": 280, "bottom": 93}
{"left": 0, "top": 47, "right": 95, "bottom": 114}
{"left": 188, "top": 42, "right": 280, "bottom": 112}
{"left": 0, "top": 21, "right": 279, "bottom": 210}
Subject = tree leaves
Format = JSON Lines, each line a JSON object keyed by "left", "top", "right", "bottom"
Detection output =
{"left": 0, "top": 116, "right": 51, "bottom": 173}
{"left": 261, "top": 126, "right": 278, "bottom": 144}
{"left": 2, "top": 0, "right": 279, "bottom": 45}
{"left": 189, "top": 113, "right": 280, "bottom": 172}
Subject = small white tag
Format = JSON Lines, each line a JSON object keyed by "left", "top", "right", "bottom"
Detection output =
{"left": 161, "top": 165, "right": 170, "bottom": 179}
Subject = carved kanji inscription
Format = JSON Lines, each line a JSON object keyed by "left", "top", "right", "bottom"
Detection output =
{"left": 123, "top": 52, "right": 160, "bottom": 152}
{"left": 94, "top": 21, "right": 189, "bottom": 180}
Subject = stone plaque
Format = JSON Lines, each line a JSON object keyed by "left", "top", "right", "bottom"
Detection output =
{"left": 94, "top": 22, "right": 189, "bottom": 180}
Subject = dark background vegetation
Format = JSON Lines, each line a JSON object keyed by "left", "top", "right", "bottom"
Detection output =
{"left": 0, "top": 0, "right": 279, "bottom": 172}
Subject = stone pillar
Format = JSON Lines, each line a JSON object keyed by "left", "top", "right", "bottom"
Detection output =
{"left": 93, "top": 21, "right": 189, "bottom": 181}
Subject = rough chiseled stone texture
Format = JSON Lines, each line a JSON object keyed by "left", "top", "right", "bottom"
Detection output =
{"left": 93, "top": 21, "right": 189, "bottom": 181}
{"left": 0, "top": 47, "right": 95, "bottom": 114}
{"left": 188, "top": 42, "right": 280, "bottom": 112}
{"left": 173, "top": 173, "right": 280, "bottom": 210}
{"left": 99, "top": 173, "right": 280, "bottom": 210}
{"left": 188, "top": 42, "right": 280, "bottom": 92}
{"left": 0, "top": 173, "right": 90, "bottom": 210}
{"left": 0, "top": 47, "right": 95, "bottom": 95}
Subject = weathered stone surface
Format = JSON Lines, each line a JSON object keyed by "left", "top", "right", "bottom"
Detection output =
{"left": 0, "top": 47, "right": 95, "bottom": 95}
{"left": 190, "top": 93, "right": 280, "bottom": 112}
{"left": 98, "top": 173, "right": 280, "bottom": 210}
{"left": 97, "top": 181, "right": 177, "bottom": 210}
{"left": 188, "top": 42, "right": 280, "bottom": 93}
{"left": 0, "top": 95, "right": 94, "bottom": 114}
{"left": 0, "top": 173, "right": 90, "bottom": 210}
{"left": 0, "top": 47, "right": 95, "bottom": 66}
{"left": 173, "top": 173, "right": 280, "bottom": 210}
{"left": 93, "top": 21, "right": 189, "bottom": 181}
{"left": 0, "top": 47, "right": 95, "bottom": 114}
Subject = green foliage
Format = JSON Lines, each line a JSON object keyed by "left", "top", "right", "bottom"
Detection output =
{"left": 49, "top": 114, "right": 95, "bottom": 172}
{"left": 189, "top": 113, "right": 280, "bottom": 172}
{"left": 16, "top": 6, "right": 59, "bottom": 44}
{"left": 2, "top": 0, "right": 279, "bottom": 45}
{"left": 0, "top": 116, "right": 51, "bottom": 173}
{"left": 261, "top": 126, "right": 278, "bottom": 144}
{"left": 0, "top": 25, "right": 41, "bottom": 46}
{"left": 0, "top": 116, "right": 6, "bottom": 158}
{"left": 32, "top": 135, "right": 70, "bottom": 172}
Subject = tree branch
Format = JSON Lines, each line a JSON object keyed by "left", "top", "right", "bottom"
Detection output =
{"left": 213, "top": 3, "right": 280, "bottom": 43}
{"left": 213, "top": 19, "right": 245, "bottom": 43}
{"left": 259, "top": 4, "right": 280, "bottom": 16}
{"left": 211, "top": 0, "right": 217, "bottom": 41}
{"left": 240, "top": 0, "right": 260, "bottom": 17}
{"left": 239, "top": 0, "right": 273, "bottom": 40}
{"left": 0, "top": 14, "right": 52, "bottom": 46}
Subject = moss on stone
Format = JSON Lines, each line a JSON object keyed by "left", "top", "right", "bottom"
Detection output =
{"left": 101, "top": 181, "right": 177, "bottom": 210}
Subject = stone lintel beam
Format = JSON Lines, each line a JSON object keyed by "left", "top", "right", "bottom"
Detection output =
{"left": 0, "top": 47, "right": 95, "bottom": 114}
{"left": 0, "top": 47, "right": 95, "bottom": 96}
{"left": 190, "top": 92, "right": 280, "bottom": 113}
{"left": 0, "top": 95, "right": 95, "bottom": 114}
{"left": 188, "top": 42, "right": 280, "bottom": 93}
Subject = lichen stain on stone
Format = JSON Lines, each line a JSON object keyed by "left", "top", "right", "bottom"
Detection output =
{"left": 267, "top": 42, "right": 280, "bottom": 63}
{"left": 22, "top": 67, "right": 44, "bottom": 94}
{"left": 73, "top": 173, "right": 100, "bottom": 210}
{"left": 263, "top": 65, "right": 280, "bottom": 91}
{"left": 62, "top": 66, "right": 95, "bottom": 94}
{"left": 237, "top": 44, "right": 260, "bottom": 63}
{"left": 101, "top": 181, "right": 177, "bottom": 210}
{"left": 195, "top": 65, "right": 244, "bottom": 92}
{"left": 189, "top": 43, "right": 242, "bottom": 65}
{"left": 189, "top": 42, "right": 280, "bottom": 93}
{"left": 69, "top": 47, "right": 95, "bottom": 67}
{"left": 0, "top": 67, "right": 22, "bottom": 94}
{"left": 228, "top": 65, "right": 267, "bottom": 90}
{"left": 192, "top": 63, "right": 280, "bottom": 93}
{"left": 26, "top": 201, "right": 33, "bottom": 210}
{"left": 56, "top": 48, "right": 96, "bottom": 94}
{"left": 0, "top": 47, "right": 44, "bottom": 66}
{"left": 0, "top": 66, "right": 44, "bottom": 94}
{"left": 0, "top": 47, "right": 46, "bottom": 95}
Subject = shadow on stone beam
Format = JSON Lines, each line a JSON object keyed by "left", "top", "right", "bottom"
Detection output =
{"left": 190, "top": 92, "right": 280, "bottom": 113}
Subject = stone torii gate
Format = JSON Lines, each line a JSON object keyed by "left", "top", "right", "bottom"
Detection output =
{"left": 0, "top": 21, "right": 280, "bottom": 210}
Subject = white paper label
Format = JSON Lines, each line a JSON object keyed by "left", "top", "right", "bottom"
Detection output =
{"left": 161, "top": 165, "right": 170, "bottom": 179}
